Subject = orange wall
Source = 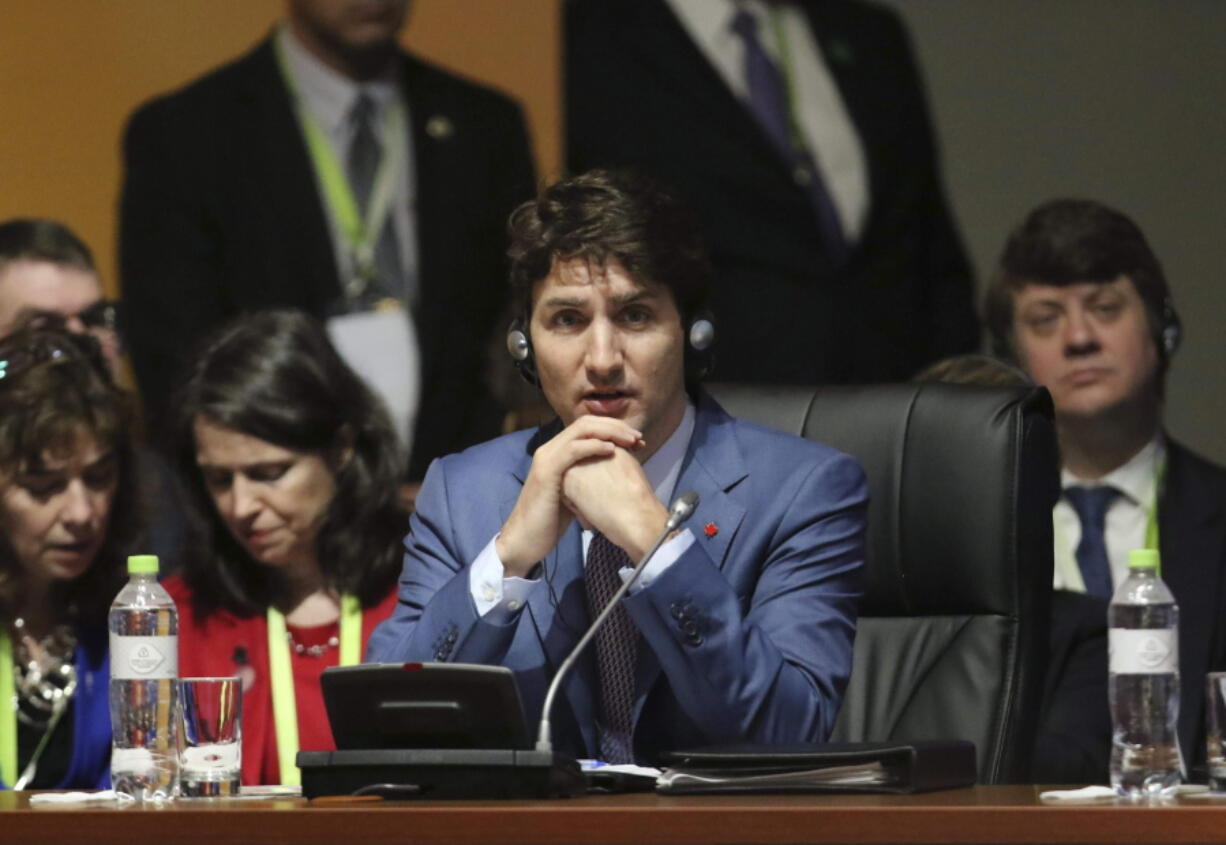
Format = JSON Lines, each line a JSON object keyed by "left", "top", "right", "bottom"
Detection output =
{"left": 0, "top": 0, "right": 561, "bottom": 298}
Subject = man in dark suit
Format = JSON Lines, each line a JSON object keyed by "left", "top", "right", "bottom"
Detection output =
{"left": 367, "top": 170, "right": 867, "bottom": 763}
{"left": 986, "top": 198, "right": 1226, "bottom": 783}
{"left": 120, "top": 0, "right": 535, "bottom": 479}
{"left": 566, "top": 0, "right": 978, "bottom": 386}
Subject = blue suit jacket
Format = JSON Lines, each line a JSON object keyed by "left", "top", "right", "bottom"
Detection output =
{"left": 367, "top": 395, "right": 867, "bottom": 762}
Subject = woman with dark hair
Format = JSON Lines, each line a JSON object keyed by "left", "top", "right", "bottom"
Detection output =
{"left": 0, "top": 319, "right": 141, "bottom": 789}
{"left": 164, "top": 309, "right": 408, "bottom": 786}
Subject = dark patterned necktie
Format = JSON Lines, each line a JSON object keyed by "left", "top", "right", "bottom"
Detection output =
{"left": 584, "top": 533, "right": 638, "bottom": 763}
{"left": 345, "top": 93, "right": 405, "bottom": 302}
{"left": 1064, "top": 485, "right": 1121, "bottom": 599}
{"left": 729, "top": 8, "right": 848, "bottom": 264}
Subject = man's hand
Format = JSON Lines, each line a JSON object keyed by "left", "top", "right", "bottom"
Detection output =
{"left": 496, "top": 416, "right": 644, "bottom": 577}
{"left": 562, "top": 446, "right": 670, "bottom": 561}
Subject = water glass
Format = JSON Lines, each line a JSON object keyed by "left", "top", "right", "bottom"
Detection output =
{"left": 177, "top": 676, "right": 242, "bottom": 797}
{"left": 1206, "top": 672, "right": 1226, "bottom": 791}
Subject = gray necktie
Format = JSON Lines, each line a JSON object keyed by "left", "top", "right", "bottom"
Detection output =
{"left": 585, "top": 533, "right": 638, "bottom": 764}
{"left": 346, "top": 94, "right": 405, "bottom": 302}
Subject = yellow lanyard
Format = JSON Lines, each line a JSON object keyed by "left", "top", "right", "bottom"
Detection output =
{"left": 266, "top": 595, "right": 362, "bottom": 786}
{"left": 272, "top": 37, "right": 406, "bottom": 296}
{"left": 1, "top": 630, "right": 15, "bottom": 786}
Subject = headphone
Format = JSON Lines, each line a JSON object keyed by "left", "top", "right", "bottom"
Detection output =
{"left": 506, "top": 312, "right": 716, "bottom": 387}
{"left": 1159, "top": 295, "right": 1182, "bottom": 358}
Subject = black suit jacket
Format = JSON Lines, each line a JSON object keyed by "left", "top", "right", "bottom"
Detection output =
{"left": 120, "top": 37, "right": 535, "bottom": 478}
{"left": 565, "top": 0, "right": 978, "bottom": 384}
{"left": 1034, "top": 440, "right": 1226, "bottom": 783}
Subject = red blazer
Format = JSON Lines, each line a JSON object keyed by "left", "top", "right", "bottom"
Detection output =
{"left": 165, "top": 576, "right": 398, "bottom": 785}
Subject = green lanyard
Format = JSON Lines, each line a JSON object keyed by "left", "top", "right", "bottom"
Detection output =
{"left": 273, "top": 37, "right": 406, "bottom": 300}
{"left": 1, "top": 630, "right": 15, "bottom": 786}
{"left": 266, "top": 595, "right": 362, "bottom": 786}
{"left": 1145, "top": 454, "right": 1166, "bottom": 563}
{"left": 766, "top": 8, "right": 811, "bottom": 159}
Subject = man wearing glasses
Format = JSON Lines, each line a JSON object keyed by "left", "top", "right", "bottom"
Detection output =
{"left": 0, "top": 219, "right": 122, "bottom": 373}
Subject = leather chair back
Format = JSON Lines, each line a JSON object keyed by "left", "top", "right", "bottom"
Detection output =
{"left": 707, "top": 383, "right": 1057, "bottom": 783}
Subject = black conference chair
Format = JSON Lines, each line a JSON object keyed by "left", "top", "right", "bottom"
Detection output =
{"left": 707, "top": 382, "right": 1058, "bottom": 783}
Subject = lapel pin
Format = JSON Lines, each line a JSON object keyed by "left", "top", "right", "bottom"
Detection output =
{"left": 827, "top": 40, "right": 855, "bottom": 65}
{"left": 426, "top": 114, "right": 454, "bottom": 140}
{"left": 704, "top": 522, "right": 719, "bottom": 538}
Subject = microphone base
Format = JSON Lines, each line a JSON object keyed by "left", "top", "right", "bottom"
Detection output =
{"left": 297, "top": 748, "right": 586, "bottom": 800}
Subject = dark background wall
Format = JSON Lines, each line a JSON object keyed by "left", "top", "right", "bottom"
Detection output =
{"left": 1, "top": 0, "right": 1221, "bottom": 462}
{"left": 886, "top": 0, "right": 1226, "bottom": 463}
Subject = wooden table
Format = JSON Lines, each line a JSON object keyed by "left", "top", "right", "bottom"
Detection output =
{"left": 4, "top": 786, "right": 1226, "bottom": 845}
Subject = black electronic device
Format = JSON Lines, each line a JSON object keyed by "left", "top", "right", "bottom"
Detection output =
{"left": 322, "top": 663, "right": 529, "bottom": 751}
{"left": 298, "top": 663, "right": 584, "bottom": 800}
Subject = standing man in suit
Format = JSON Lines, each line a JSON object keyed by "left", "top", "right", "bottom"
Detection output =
{"left": 985, "top": 198, "right": 1226, "bottom": 783}
{"left": 120, "top": 0, "right": 535, "bottom": 479}
{"left": 367, "top": 170, "right": 867, "bottom": 763}
{"left": 566, "top": 0, "right": 978, "bottom": 386}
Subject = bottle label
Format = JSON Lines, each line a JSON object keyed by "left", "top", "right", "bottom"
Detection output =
{"left": 1109, "top": 628, "right": 1178, "bottom": 674}
{"left": 110, "top": 635, "right": 178, "bottom": 680}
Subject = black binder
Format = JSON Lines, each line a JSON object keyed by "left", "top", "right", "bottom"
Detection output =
{"left": 658, "top": 740, "right": 977, "bottom": 794}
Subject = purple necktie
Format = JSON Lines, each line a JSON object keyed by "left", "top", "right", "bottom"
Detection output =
{"left": 585, "top": 533, "right": 637, "bottom": 764}
{"left": 1064, "top": 485, "right": 1121, "bottom": 599}
{"left": 730, "top": 9, "right": 848, "bottom": 264}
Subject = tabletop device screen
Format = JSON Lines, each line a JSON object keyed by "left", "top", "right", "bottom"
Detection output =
{"left": 321, "top": 663, "right": 531, "bottom": 751}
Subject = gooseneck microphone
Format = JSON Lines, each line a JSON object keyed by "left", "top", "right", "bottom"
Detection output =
{"left": 535, "top": 491, "right": 701, "bottom": 754}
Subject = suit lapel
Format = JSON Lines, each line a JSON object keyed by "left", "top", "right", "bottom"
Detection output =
{"left": 632, "top": 396, "right": 749, "bottom": 724}
{"left": 241, "top": 38, "right": 341, "bottom": 311}
{"left": 1159, "top": 442, "right": 1226, "bottom": 756}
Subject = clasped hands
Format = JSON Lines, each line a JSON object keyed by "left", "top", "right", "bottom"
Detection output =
{"left": 495, "top": 416, "right": 671, "bottom": 578}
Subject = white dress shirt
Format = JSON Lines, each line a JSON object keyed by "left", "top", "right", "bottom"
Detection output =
{"left": 1053, "top": 437, "right": 1165, "bottom": 593}
{"left": 664, "top": 0, "right": 868, "bottom": 241}
{"left": 470, "top": 403, "right": 699, "bottom": 622}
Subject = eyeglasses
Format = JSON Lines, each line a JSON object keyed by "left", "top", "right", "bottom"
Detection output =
{"left": 77, "top": 299, "right": 120, "bottom": 334}
{"left": 0, "top": 331, "right": 110, "bottom": 387}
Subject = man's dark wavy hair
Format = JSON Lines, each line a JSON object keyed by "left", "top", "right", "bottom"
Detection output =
{"left": 507, "top": 169, "right": 711, "bottom": 324}
{"left": 984, "top": 198, "right": 1174, "bottom": 373}
{"left": 172, "top": 309, "right": 407, "bottom": 618}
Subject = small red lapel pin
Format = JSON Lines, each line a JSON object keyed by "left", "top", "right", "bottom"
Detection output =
{"left": 704, "top": 522, "right": 719, "bottom": 538}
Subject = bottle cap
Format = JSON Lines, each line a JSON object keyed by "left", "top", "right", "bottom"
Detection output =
{"left": 1127, "top": 548, "right": 1160, "bottom": 570}
{"left": 127, "top": 554, "right": 160, "bottom": 575}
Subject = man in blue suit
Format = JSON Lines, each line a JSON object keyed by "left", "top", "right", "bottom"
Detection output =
{"left": 367, "top": 170, "right": 867, "bottom": 764}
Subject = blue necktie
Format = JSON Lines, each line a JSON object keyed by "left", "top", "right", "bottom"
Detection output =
{"left": 585, "top": 533, "right": 637, "bottom": 764}
{"left": 1064, "top": 486, "right": 1121, "bottom": 599}
{"left": 729, "top": 9, "right": 848, "bottom": 264}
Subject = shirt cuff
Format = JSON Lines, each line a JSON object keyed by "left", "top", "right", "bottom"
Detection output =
{"left": 619, "top": 528, "right": 694, "bottom": 593}
{"left": 469, "top": 534, "right": 540, "bottom": 622}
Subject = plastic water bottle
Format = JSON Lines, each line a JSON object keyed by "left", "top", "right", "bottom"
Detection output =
{"left": 1108, "top": 548, "right": 1181, "bottom": 798}
{"left": 109, "top": 554, "right": 179, "bottom": 800}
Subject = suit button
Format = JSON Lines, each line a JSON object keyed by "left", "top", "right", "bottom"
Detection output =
{"left": 669, "top": 602, "right": 685, "bottom": 620}
{"left": 446, "top": 632, "right": 457, "bottom": 644}
{"left": 685, "top": 634, "right": 704, "bottom": 647}
{"left": 681, "top": 621, "right": 699, "bottom": 637}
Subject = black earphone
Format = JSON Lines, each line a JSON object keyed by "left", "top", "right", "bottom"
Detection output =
{"left": 506, "top": 312, "right": 716, "bottom": 387}
{"left": 1159, "top": 296, "right": 1182, "bottom": 358}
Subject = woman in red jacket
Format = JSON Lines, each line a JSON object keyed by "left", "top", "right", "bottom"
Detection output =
{"left": 164, "top": 309, "right": 407, "bottom": 786}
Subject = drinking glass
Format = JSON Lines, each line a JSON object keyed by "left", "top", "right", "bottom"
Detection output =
{"left": 177, "top": 676, "right": 242, "bottom": 797}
